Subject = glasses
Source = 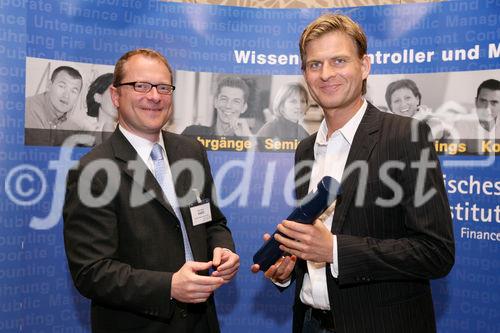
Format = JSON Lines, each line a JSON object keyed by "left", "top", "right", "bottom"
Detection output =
{"left": 115, "top": 82, "right": 175, "bottom": 95}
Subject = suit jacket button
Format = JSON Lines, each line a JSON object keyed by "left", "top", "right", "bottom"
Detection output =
{"left": 180, "top": 309, "right": 188, "bottom": 318}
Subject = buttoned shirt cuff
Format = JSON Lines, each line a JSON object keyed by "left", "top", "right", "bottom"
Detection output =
{"left": 330, "top": 234, "right": 339, "bottom": 278}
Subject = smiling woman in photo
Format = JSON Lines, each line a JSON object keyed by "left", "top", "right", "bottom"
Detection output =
{"left": 385, "top": 78, "right": 450, "bottom": 139}
{"left": 86, "top": 73, "right": 118, "bottom": 132}
{"left": 385, "top": 79, "right": 427, "bottom": 117}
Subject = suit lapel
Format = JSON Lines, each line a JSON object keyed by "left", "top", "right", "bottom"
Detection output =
{"left": 162, "top": 131, "right": 192, "bottom": 204}
{"left": 295, "top": 134, "right": 316, "bottom": 200}
{"left": 162, "top": 131, "right": 201, "bottom": 258}
{"left": 110, "top": 129, "right": 178, "bottom": 219}
{"left": 331, "top": 104, "right": 380, "bottom": 234}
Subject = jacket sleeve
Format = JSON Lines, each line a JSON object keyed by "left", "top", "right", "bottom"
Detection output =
{"left": 337, "top": 120, "right": 455, "bottom": 285}
{"left": 63, "top": 165, "right": 176, "bottom": 320}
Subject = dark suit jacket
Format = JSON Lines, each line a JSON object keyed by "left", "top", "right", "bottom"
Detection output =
{"left": 292, "top": 104, "right": 454, "bottom": 333}
{"left": 63, "top": 129, "right": 235, "bottom": 333}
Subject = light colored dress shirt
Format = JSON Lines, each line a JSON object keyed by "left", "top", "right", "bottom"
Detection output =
{"left": 299, "top": 100, "right": 367, "bottom": 310}
{"left": 118, "top": 126, "right": 187, "bottom": 226}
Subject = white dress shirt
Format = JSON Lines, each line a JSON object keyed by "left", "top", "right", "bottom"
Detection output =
{"left": 119, "top": 126, "right": 184, "bottom": 223}
{"left": 299, "top": 100, "right": 367, "bottom": 310}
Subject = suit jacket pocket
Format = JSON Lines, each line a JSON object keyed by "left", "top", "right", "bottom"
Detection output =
{"left": 376, "top": 287, "right": 431, "bottom": 308}
{"left": 92, "top": 304, "right": 152, "bottom": 332}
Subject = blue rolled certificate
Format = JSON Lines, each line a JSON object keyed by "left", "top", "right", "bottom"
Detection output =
{"left": 253, "top": 176, "right": 341, "bottom": 272}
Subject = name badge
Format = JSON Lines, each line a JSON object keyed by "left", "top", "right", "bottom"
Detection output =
{"left": 190, "top": 199, "right": 212, "bottom": 226}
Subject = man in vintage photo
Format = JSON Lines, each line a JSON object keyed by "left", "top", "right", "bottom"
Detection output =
{"left": 25, "top": 66, "right": 83, "bottom": 130}
{"left": 25, "top": 65, "right": 84, "bottom": 145}
{"left": 454, "top": 79, "right": 500, "bottom": 139}
{"left": 182, "top": 76, "right": 253, "bottom": 137}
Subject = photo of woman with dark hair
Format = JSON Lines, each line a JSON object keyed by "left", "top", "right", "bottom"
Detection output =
{"left": 86, "top": 73, "right": 117, "bottom": 133}
{"left": 385, "top": 79, "right": 428, "bottom": 117}
{"left": 385, "top": 79, "right": 449, "bottom": 139}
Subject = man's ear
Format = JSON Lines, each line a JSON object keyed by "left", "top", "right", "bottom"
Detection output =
{"left": 94, "top": 92, "right": 102, "bottom": 104}
{"left": 110, "top": 86, "right": 120, "bottom": 108}
{"left": 241, "top": 102, "right": 248, "bottom": 114}
{"left": 361, "top": 54, "right": 371, "bottom": 80}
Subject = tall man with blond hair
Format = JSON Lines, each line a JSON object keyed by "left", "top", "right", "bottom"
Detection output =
{"left": 253, "top": 14, "right": 454, "bottom": 333}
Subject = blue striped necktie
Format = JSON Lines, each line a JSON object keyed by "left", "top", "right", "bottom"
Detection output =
{"left": 150, "top": 143, "right": 194, "bottom": 261}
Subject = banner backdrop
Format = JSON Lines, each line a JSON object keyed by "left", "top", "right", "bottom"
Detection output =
{"left": 0, "top": 0, "right": 499, "bottom": 332}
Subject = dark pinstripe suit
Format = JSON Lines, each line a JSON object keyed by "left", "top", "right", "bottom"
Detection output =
{"left": 292, "top": 103, "right": 454, "bottom": 333}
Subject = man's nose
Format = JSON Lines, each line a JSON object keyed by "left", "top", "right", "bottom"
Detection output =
{"left": 320, "top": 62, "right": 337, "bottom": 81}
{"left": 480, "top": 104, "right": 492, "bottom": 114}
{"left": 146, "top": 86, "right": 161, "bottom": 101}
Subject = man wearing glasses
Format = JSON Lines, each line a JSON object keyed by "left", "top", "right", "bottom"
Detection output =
{"left": 63, "top": 48, "right": 239, "bottom": 333}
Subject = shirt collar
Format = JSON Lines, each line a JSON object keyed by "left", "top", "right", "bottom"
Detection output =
{"left": 118, "top": 125, "right": 165, "bottom": 164}
{"left": 315, "top": 99, "right": 368, "bottom": 146}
